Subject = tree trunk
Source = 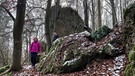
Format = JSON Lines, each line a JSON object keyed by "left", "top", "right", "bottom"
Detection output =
{"left": 45, "top": 0, "right": 52, "bottom": 51}
{"left": 10, "top": 0, "right": 26, "bottom": 71}
{"left": 83, "top": 0, "right": 91, "bottom": 33}
{"left": 91, "top": 0, "right": 95, "bottom": 31}
{"left": 124, "top": 0, "right": 127, "bottom": 8}
{"left": 25, "top": 32, "right": 29, "bottom": 63}
{"left": 98, "top": 0, "right": 102, "bottom": 28}
{"left": 110, "top": 0, "right": 117, "bottom": 26}
{"left": 120, "top": 0, "right": 123, "bottom": 23}
{"left": 83, "top": 0, "right": 89, "bottom": 28}
{"left": 53, "top": 0, "right": 60, "bottom": 33}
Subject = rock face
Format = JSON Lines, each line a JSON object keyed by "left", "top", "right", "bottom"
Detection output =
{"left": 39, "top": 25, "right": 124, "bottom": 74}
{"left": 123, "top": 2, "right": 135, "bottom": 76}
{"left": 125, "top": 47, "right": 135, "bottom": 76}
{"left": 50, "top": 6, "right": 84, "bottom": 37}
{"left": 123, "top": 2, "right": 135, "bottom": 52}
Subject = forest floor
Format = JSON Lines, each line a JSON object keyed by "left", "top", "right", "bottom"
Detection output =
{"left": 8, "top": 54, "right": 128, "bottom": 76}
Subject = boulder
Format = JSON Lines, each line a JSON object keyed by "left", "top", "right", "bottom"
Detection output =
{"left": 99, "top": 43, "right": 123, "bottom": 57}
{"left": 124, "top": 2, "right": 135, "bottom": 24}
{"left": 91, "top": 26, "right": 112, "bottom": 41}
{"left": 60, "top": 49, "right": 97, "bottom": 73}
{"left": 122, "top": 2, "right": 135, "bottom": 76}
{"left": 50, "top": 6, "right": 84, "bottom": 37}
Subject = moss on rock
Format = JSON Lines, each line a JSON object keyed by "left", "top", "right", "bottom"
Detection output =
{"left": 124, "top": 2, "right": 135, "bottom": 24}
{"left": 125, "top": 48, "right": 135, "bottom": 76}
{"left": 39, "top": 31, "right": 96, "bottom": 74}
{"left": 60, "top": 49, "right": 97, "bottom": 73}
{"left": 91, "top": 26, "right": 112, "bottom": 41}
{"left": 39, "top": 26, "right": 124, "bottom": 74}
{"left": 124, "top": 2, "right": 135, "bottom": 76}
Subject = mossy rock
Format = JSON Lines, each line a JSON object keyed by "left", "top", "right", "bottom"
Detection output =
{"left": 125, "top": 64, "right": 133, "bottom": 76}
{"left": 39, "top": 38, "right": 64, "bottom": 74}
{"left": 125, "top": 62, "right": 135, "bottom": 76}
{"left": 99, "top": 43, "right": 123, "bottom": 57}
{"left": 125, "top": 46, "right": 135, "bottom": 76}
{"left": 124, "top": 3, "right": 135, "bottom": 76}
{"left": 39, "top": 31, "right": 96, "bottom": 74}
{"left": 39, "top": 29, "right": 124, "bottom": 74}
{"left": 63, "top": 51, "right": 74, "bottom": 62}
{"left": 124, "top": 2, "right": 135, "bottom": 24}
{"left": 60, "top": 51, "right": 96, "bottom": 73}
{"left": 128, "top": 50, "right": 135, "bottom": 62}
{"left": 104, "top": 44, "right": 119, "bottom": 56}
{"left": 91, "top": 26, "right": 112, "bottom": 41}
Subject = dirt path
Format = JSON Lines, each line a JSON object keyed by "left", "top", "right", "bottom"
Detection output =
{"left": 11, "top": 65, "right": 42, "bottom": 76}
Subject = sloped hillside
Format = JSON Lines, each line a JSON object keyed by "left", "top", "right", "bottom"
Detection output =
{"left": 39, "top": 24, "right": 125, "bottom": 74}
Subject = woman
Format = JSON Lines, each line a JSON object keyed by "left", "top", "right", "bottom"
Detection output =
{"left": 29, "top": 37, "right": 42, "bottom": 68}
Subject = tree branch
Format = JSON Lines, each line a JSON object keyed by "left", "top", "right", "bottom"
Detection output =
{"left": 0, "top": 31, "right": 13, "bottom": 37}
{"left": 0, "top": 5, "right": 15, "bottom": 22}
{"left": 105, "top": 0, "right": 111, "bottom": 6}
{"left": 102, "top": 6, "right": 111, "bottom": 15}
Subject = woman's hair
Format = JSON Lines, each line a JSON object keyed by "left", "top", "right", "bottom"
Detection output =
{"left": 33, "top": 37, "right": 38, "bottom": 41}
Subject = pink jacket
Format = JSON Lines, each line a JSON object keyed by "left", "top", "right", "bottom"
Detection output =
{"left": 29, "top": 41, "right": 42, "bottom": 53}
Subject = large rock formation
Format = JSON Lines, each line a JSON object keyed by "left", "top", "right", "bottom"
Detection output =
{"left": 39, "top": 25, "right": 124, "bottom": 74}
{"left": 123, "top": 2, "right": 135, "bottom": 52}
{"left": 123, "top": 2, "right": 135, "bottom": 76}
{"left": 50, "top": 6, "right": 84, "bottom": 37}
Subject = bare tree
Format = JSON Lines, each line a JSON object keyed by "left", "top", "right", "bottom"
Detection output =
{"left": 83, "top": 0, "right": 89, "bottom": 28}
{"left": 98, "top": 0, "right": 102, "bottom": 28}
{"left": 10, "top": 0, "right": 26, "bottom": 71}
{"left": 110, "top": 0, "right": 117, "bottom": 26}
{"left": 91, "top": 0, "right": 96, "bottom": 31}
{"left": 83, "top": 0, "right": 91, "bottom": 33}
{"left": 119, "top": 0, "right": 123, "bottom": 23}
{"left": 45, "top": 0, "right": 52, "bottom": 51}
